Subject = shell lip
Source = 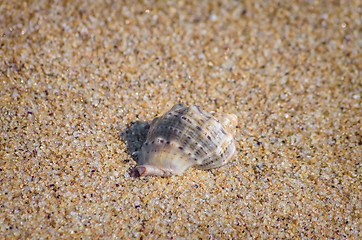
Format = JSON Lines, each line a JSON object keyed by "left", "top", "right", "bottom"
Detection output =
{"left": 134, "top": 165, "right": 174, "bottom": 177}
{"left": 135, "top": 166, "right": 147, "bottom": 176}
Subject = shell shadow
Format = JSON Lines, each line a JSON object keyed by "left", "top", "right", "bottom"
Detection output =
{"left": 119, "top": 120, "right": 150, "bottom": 177}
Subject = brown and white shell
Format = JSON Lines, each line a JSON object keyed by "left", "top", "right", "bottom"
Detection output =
{"left": 135, "top": 104, "right": 237, "bottom": 177}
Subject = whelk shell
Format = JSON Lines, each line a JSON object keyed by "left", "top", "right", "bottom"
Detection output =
{"left": 135, "top": 104, "right": 237, "bottom": 177}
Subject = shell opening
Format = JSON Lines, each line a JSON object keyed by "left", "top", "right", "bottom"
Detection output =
{"left": 135, "top": 165, "right": 169, "bottom": 177}
{"left": 135, "top": 166, "right": 147, "bottom": 176}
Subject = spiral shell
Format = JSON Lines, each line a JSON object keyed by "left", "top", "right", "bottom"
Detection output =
{"left": 135, "top": 104, "right": 237, "bottom": 177}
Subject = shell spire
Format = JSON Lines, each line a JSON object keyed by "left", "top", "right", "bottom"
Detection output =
{"left": 134, "top": 104, "right": 237, "bottom": 177}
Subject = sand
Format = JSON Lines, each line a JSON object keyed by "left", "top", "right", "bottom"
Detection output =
{"left": 0, "top": 0, "right": 361, "bottom": 239}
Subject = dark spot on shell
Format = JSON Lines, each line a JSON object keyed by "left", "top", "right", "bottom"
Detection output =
{"left": 179, "top": 146, "right": 184, "bottom": 150}
{"left": 196, "top": 126, "right": 201, "bottom": 131}
{"left": 207, "top": 135, "right": 211, "bottom": 140}
{"left": 185, "top": 118, "right": 192, "bottom": 123}
{"left": 166, "top": 141, "right": 170, "bottom": 144}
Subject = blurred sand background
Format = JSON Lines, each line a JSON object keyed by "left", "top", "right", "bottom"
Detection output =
{"left": 0, "top": 0, "right": 361, "bottom": 239}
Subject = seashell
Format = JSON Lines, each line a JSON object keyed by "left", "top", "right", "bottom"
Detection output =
{"left": 135, "top": 104, "right": 237, "bottom": 177}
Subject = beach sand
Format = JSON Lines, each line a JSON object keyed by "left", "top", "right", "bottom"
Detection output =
{"left": 0, "top": 0, "right": 360, "bottom": 238}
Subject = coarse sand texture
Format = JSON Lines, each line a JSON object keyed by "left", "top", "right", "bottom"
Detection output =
{"left": 0, "top": 0, "right": 361, "bottom": 239}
